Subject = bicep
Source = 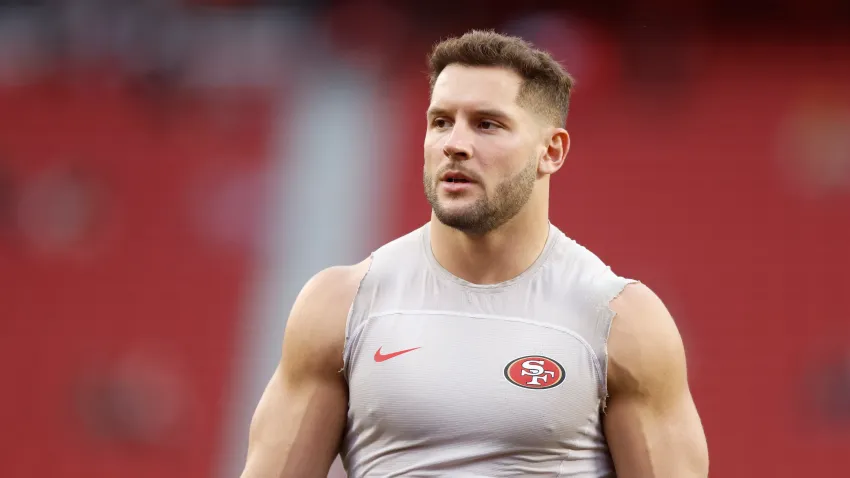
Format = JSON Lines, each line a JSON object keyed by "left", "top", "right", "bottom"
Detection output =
{"left": 243, "top": 360, "right": 348, "bottom": 478}
{"left": 604, "top": 386, "right": 707, "bottom": 478}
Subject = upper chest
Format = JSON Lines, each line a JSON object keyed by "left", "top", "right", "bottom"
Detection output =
{"left": 345, "top": 311, "right": 604, "bottom": 445}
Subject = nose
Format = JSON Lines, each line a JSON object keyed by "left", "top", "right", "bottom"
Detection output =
{"left": 442, "top": 127, "right": 473, "bottom": 161}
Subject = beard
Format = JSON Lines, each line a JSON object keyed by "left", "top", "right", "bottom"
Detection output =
{"left": 423, "top": 156, "right": 538, "bottom": 235}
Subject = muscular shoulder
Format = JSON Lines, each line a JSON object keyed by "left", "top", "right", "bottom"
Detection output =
{"left": 282, "top": 258, "right": 371, "bottom": 375}
{"left": 607, "top": 283, "right": 688, "bottom": 403}
{"left": 296, "top": 259, "right": 371, "bottom": 319}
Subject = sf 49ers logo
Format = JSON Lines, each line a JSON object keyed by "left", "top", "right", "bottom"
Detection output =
{"left": 504, "top": 355, "right": 565, "bottom": 389}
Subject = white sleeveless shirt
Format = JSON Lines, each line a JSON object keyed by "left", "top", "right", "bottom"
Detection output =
{"left": 340, "top": 223, "right": 635, "bottom": 477}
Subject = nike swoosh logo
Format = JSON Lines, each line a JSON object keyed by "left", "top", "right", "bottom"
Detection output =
{"left": 374, "top": 346, "right": 420, "bottom": 363}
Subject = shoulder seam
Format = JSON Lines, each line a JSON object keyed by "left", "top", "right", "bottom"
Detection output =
{"left": 340, "top": 255, "right": 375, "bottom": 381}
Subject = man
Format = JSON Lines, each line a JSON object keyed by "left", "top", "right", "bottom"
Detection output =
{"left": 240, "top": 30, "right": 709, "bottom": 477}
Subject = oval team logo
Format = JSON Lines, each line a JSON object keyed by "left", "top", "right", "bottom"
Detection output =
{"left": 504, "top": 355, "right": 565, "bottom": 390}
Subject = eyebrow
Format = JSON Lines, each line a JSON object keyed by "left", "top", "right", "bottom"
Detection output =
{"left": 426, "top": 107, "right": 512, "bottom": 122}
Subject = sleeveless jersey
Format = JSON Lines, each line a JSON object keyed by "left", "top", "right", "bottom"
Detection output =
{"left": 340, "top": 222, "right": 636, "bottom": 477}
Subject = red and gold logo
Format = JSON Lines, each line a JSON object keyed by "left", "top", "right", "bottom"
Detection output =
{"left": 504, "top": 355, "right": 565, "bottom": 390}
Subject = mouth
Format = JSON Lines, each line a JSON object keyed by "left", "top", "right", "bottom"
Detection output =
{"left": 438, "top": 170, "right": 477, "bottom": 193}
{"left": 441, "top": 171, "right": 475, "bottom": 184}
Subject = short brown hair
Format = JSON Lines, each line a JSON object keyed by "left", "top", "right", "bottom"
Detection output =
{"left": 427, "top": 30, "right": 574, "bottom": 127}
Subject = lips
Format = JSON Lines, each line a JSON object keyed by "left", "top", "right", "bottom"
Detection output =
{"left": 439, "top": 170, "right": 476, "bottom": 193}
{"left": 440, "top": 171, "right": 475, "bottom": 184}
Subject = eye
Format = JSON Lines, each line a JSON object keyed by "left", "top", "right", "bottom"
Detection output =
{"left": 479, "top": 120, "right": 500, "bottom": 130}
{"left": 432, "top": 118, "right": 452, "bottom": 129}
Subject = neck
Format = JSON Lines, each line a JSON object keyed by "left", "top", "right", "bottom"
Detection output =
{"left": 429, "top": 196, "right": 551, "bottom": 285}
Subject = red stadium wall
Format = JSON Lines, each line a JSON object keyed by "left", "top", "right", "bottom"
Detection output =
{"left": 0, "top": 78, "right": 274, "bottom": 477}
{"left": 388, "top": 40, "right": 850, "bottom": 477}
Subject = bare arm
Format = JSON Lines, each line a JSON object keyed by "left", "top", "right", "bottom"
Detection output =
{"left": 240, "top": 260, "right": 369, "bottom": 478}
{"left": 604, "top": 283, "right": 709, "bottom": 478}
